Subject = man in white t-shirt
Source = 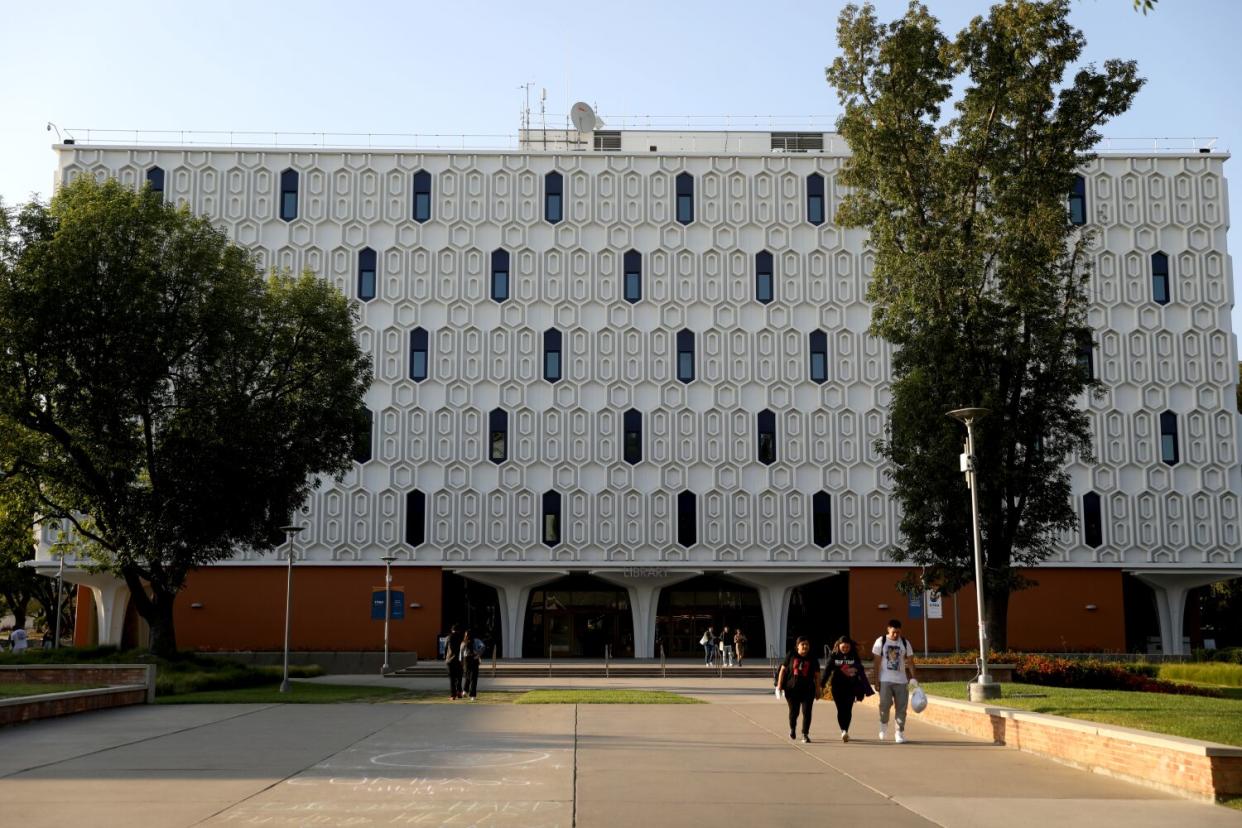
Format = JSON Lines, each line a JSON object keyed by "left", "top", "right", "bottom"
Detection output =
{"left": 9, "top": 627, "right": 28, "bottom": 652}
{"left": 872, "top": 619, "right": 916, "bottom": 743}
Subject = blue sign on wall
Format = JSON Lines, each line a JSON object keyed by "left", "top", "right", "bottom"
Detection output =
{"left": 907, "top": 591, "right": 923, "bottom": 620}
{"left": 371, "top": 589, "right": 405, "bottom": 620}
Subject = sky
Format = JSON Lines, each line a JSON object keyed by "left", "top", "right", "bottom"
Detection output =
{"left": 2, "top": 0, "right": 1240, "bottom": 327}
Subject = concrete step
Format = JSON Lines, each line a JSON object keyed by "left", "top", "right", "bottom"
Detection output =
{"left": 388, "top": 664, "right": 777, "bottom": 679}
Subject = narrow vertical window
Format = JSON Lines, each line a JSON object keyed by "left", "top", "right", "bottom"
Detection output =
{"left": 1075, "top": 332, "right": 1094, "bottom": 380}
{"left": 353, "top": 408, "right": 373, "bottom": 464}
{"left": 676, "top": 329, "right": 695, "bottom": 383}
{"left": 675, "top": 172, "right": 694, "bottom": 224}
{"left": 543, "top": 328, "right": 562, "bottom": 382}
{"left": 757, "top": 409, "right": 776, "bottom": 465}
{"left": 623, "top": 250, "right": 642, "bottom": 303}
{"left": 358, "top": 247, "right": 377, "bottom": 301}
{"left": 410, "top": 327, "right": 429, "bottom": 382}
{"left": 545, "top": 171, "right": 563, "bottom": 224}
{"left": 1083, "top": 491, "right": 1102, "bottom": 548}
{"left": 405, "top": 490, "right": 426, "bottom": 547}
{"left": 812, "top": 491, "right": 832, "bottom": 547}
{"left": 412, "top": 170, "right": 431, "bottom": 222}
{"left": 623, "top": 409, "right": 643, "bottom": 464}
{"left": 809, "top": 331, "right": 828, "bottom": 383}
{"left": 677, "top": 491, "right": 697, "bottom": 547}
{"left": 807, "top": 173, "right": 825, "bottom": 225}
{"left": 1068, "top": 174, "right": 1086, "bottom": 226}
{"left": 1152, "top": 252, "right": 1171, "bottom": 305}
{"left": 756, "top": 251, "right": 774, "bottom": 304}
{"left": 1159, "top": 411, "right": 1179, "bottom": 465}
{"left": 491, "top": 249, "right": 510, "bottom": 302}
{"left": 146, "top": 166, "right": 164, "bottom": 196}
{"left": 279, "top": 168, "right": 299, "bottom": 221}
{"left": 542, "top": 491, "right": 562, "bottom": 546}
{"left": 489, "top": 408, "right": 508, "bottom": 464}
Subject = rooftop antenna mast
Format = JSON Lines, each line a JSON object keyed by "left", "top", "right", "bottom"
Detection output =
{"left": 540, "top": 88, "right": 547, "bottom": 150}
{"left": 519, "top": 82, "right": 534, "bottom": 137}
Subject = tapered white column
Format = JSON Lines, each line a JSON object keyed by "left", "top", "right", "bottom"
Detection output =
{"left": 592, "top": 569, "right": 702, "bottom": 658}
{"left": 455, "top": 569, "right": 568, "bottom": 659}
{"left": 725, "top": 570, "right": 838, "bottom": 658}
{"left": 1131, "top": 570, "right": 1241, "bottom": 655}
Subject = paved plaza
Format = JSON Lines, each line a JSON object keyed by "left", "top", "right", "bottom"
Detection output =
{"left": 0, "top": 678, "right": 1239, "bottom": 827}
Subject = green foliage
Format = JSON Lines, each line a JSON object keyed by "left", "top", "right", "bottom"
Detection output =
{"left": 1012, "top": 654, "right": 1214, "bottom": 695}
{"left": 826, "top": 1, "right": 1142, "bottom": 647}
{"left": 1199, "top": 576, "right": 1242, "bottom": 648}
{"left": 0, "top": 177, "right": 372, "bottom": 655}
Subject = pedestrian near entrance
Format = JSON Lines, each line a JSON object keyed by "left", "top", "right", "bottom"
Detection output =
{"left": 734, "top": 628, "right": 747, "bottom": 666}
{"left": 719, "top": 625, "right": 734, "bottom": 666}
{"left": 460, "top": 629, "right": 481, "bottom": 701}
{"left": 823, "top": 636, "right": 867, "bottom": 742}
{"left": 776, "top": 637, "right": 821, "bottom": 743}
{"left": 872, "top": 619, "right": 916, "bottom": 743}
{"left": 701, "top": 626, "right": 716, "bottom": 665}
{"left": 445, "top": 624, "right": 464, "bottom": 700}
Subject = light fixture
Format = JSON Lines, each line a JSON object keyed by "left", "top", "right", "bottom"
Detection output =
{"left": 190, "top": 602, "right": 204, "bottom": 609}
{"left": 877, "top": 603, "right": 889, "bottom": 610}
{"left": 1085, "top": 604, "right": 1098, "bottom": 611}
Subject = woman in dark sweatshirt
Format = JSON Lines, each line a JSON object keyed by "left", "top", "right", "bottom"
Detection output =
{"left": 822, "top": 636, "right": 867, "bottom": 742}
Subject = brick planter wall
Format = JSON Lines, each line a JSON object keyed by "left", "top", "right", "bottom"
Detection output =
{"left": 887, "top": 693, "right": 1242, "bottom": 802}
{"left": 0, "top": 664, "right": 156, "bottom": 726}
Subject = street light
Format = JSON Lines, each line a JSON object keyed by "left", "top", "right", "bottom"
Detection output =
{"left": 380, "top": 554, "right": 397, "bottom": 675}
{"left": 278, "top": 524, "right": 305, "bottom": 694}
{"left": 946, "top": 407, "right": 1001, "bottom": 702}
{"left": 51, "top": 541, "right": 70, "bottom": 649}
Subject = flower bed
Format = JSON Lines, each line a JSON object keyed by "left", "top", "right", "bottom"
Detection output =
{"left": 1011, "top": 654, "right": 1220, "bottom": 697}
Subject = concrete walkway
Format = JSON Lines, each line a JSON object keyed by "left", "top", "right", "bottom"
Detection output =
{"left": 0, "top": 677, "right": 1239, "bottom": 827}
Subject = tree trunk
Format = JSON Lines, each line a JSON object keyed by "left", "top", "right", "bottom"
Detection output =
{"left": 4, "top": 594, "right": 28, "bottom": 631}
{"left": 985, "top": 584, "right": 1010, "bottom": 653}
{"left": 146, "top": 589, "right": 178, "bottom": 658}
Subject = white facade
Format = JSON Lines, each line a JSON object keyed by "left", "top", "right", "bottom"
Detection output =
{"left": 46, "top": 131, "right": 1242, "bottom": 655}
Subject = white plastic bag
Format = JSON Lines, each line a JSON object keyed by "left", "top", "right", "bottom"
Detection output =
{"left": 909, "top": 678, "right": 928, "bottom": 713}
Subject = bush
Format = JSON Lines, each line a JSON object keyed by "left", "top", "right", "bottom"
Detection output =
{"left": 1195, "top": 647, "right": 1242, "bottom": 664}
{"left": 1013, "top": 654, "right": 1220, "bottom": 697}
{"left": 1160, "top": 662, "right": 1242, "bottom": 688}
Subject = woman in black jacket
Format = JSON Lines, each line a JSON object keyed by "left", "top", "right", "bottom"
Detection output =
{"left": 822, "top": 636, "right": 866, "bottom": 742}
{"left": 775, "top": 637, "right": 821, "bottom": 743}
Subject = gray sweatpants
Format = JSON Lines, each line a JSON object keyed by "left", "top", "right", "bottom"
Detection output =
{"left": 878, "top": 681, "right": 909, "bottom": 731}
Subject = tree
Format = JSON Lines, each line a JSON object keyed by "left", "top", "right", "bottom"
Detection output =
{"left": 827, "top": 0, "right": 1142, "bottom": 649}
{"left": 0, "top": 178, "right": 372, "bottom": 656}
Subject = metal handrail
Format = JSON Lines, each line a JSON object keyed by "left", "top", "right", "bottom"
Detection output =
{"left": 660, "top": 644, "right": 667, "bottom": 678}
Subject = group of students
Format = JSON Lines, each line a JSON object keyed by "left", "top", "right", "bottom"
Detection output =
{"left": 699, "top": 626, "right": 747, "bottom": 666}
{"left": 775, "top": 618, "right": 917, "bottom": 744}
{"left": 442, "top": 624, "right": 486, "bottom": 701}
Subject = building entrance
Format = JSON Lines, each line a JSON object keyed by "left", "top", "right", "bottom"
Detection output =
{"left": 522, "top": 574, "right": 634, "bottom": 658}
{"left": 655, "top": 575, "right": 765, "bottom": 658}
{"left": 785, "top": 573, "right": 849, "bottom": 658}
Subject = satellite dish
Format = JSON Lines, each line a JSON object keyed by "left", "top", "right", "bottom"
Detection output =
{"left": 571, "top": 102, "right": 602, "bottom": 133}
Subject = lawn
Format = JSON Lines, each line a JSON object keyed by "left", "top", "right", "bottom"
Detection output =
{"left": 921, "top": 680, "right": 1242, "bottom": 747}
{"left": 0, "top": 682, "right": 100, "bottom": 698}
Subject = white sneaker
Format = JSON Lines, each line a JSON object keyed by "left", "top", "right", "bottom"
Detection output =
{"left": 878, "top": 728, "right": 886, "bottom": 741}
{"left": 895, "top": 731, "right": 906, "bottom": 744}
{"left": 841, "top": 731, "right": 849, "bottom": 743}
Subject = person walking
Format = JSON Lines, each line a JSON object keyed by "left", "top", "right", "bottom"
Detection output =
{"left": 823, "top": 636, "right": 866, "bottom": 742}
{"left": 775, "top": 636, "right": 821, "bottom": 743}
{"left": 733, "top": 628, "right": 747, "bottom": 666}
{"left": 701, "top": 626, "right": 716, "bottom": 665}
{"left": 460, "top": 629, "right": 481, "bottom": 701}
{"left": 719, "top": 625, "right": 734, "bottom": 666}
{"left": 445, "top": 624, "right": 464, "bottom": 700}
{"left": 872, "top": 619, "right": 916, "bottom": 743}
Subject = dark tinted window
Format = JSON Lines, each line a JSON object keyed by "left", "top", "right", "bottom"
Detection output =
{"left": 1159, "top": 411, "right": 1179, "bottom": 465}
{"left": 1152, "top": 252, "right": 1170, "bottom": 305}
{"left": 412, "top": 170, "right": 431, "bottom": 222}
{"left": 807, "top": 173, "right": 824, "bottom": 225}
{"left": 812, "top": 491, "right": 832, "bottom": 547}
{"left": 491, "top": 249, "right": 510, "bottom": 302}
{"left": 757, "top": 409, "right": 776, "bottom": 465}
{"left": 358, "top": 247, "right": 377, "bottom": 301}
{"left": 410, "top": 327, "right": 429, "bottom": 382}
{"left": 545, "top": 171, "right": 563, "bottom": 223}
{"left": 1075, "top": 333, "right": 1094, "bottom": 380}
{"left": 677, "top": 491, "right": 697, "bottom": 547}
{"left": 279, "top": 169, "right": 298, "bottom": 221}
{"left": 146, "top": 166, "right": 164, "bottom": 195}
{"left": 756, "top": 251, "right": 774, "bottom": 304}
{"left": 1069, "top": 175, "right": 1086, "bottom": 226}
{"left": 542, "top": 491, "right": 562, "bottom": 546}
{"left": 405, "top": 490, "right": 426, "bottom": 546}
{"left": 353, "top": 408, "right": 373, "bottom": 464}
{"left": 675, "top": 172, "right": 694, "bottom": 224}
{"left": 623, "top": 409, "right": 643, "bottom": 464}
{"left": 676, "top": 329, "right": 695, "bottom": 383}
{"left": 1083, "top": 492, "right": 1102, "bottom": 548}
{"left": 489, "top": 408, "right": 508, "bottom": 463}
{"left": 624, "top": 250, "right": 642, "bottom": 303}
{"left": 544, "top": 328, "right": 562, "bottom": 382}
{"left": 809, "top": 331, "right": 828, "bottom": 383}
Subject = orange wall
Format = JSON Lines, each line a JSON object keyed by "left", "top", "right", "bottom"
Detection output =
{"left": 173, "top": 566, "right": 443, "bottom": 655}
{"left": 849, "top": 567, "right": 1125, "bottom": 653}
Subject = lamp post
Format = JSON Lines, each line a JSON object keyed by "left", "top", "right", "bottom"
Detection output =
{"left": 380, "top": 554, "right": 397, "bottom": 675}
{"left": 278, "top": 524, "right": 305, "bottom": 694}
{"left": 946, "top": 407, "right": 1001, "bottom": 701}
{"left": 51, "top": 542, "right": 69, "bottom": 649}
